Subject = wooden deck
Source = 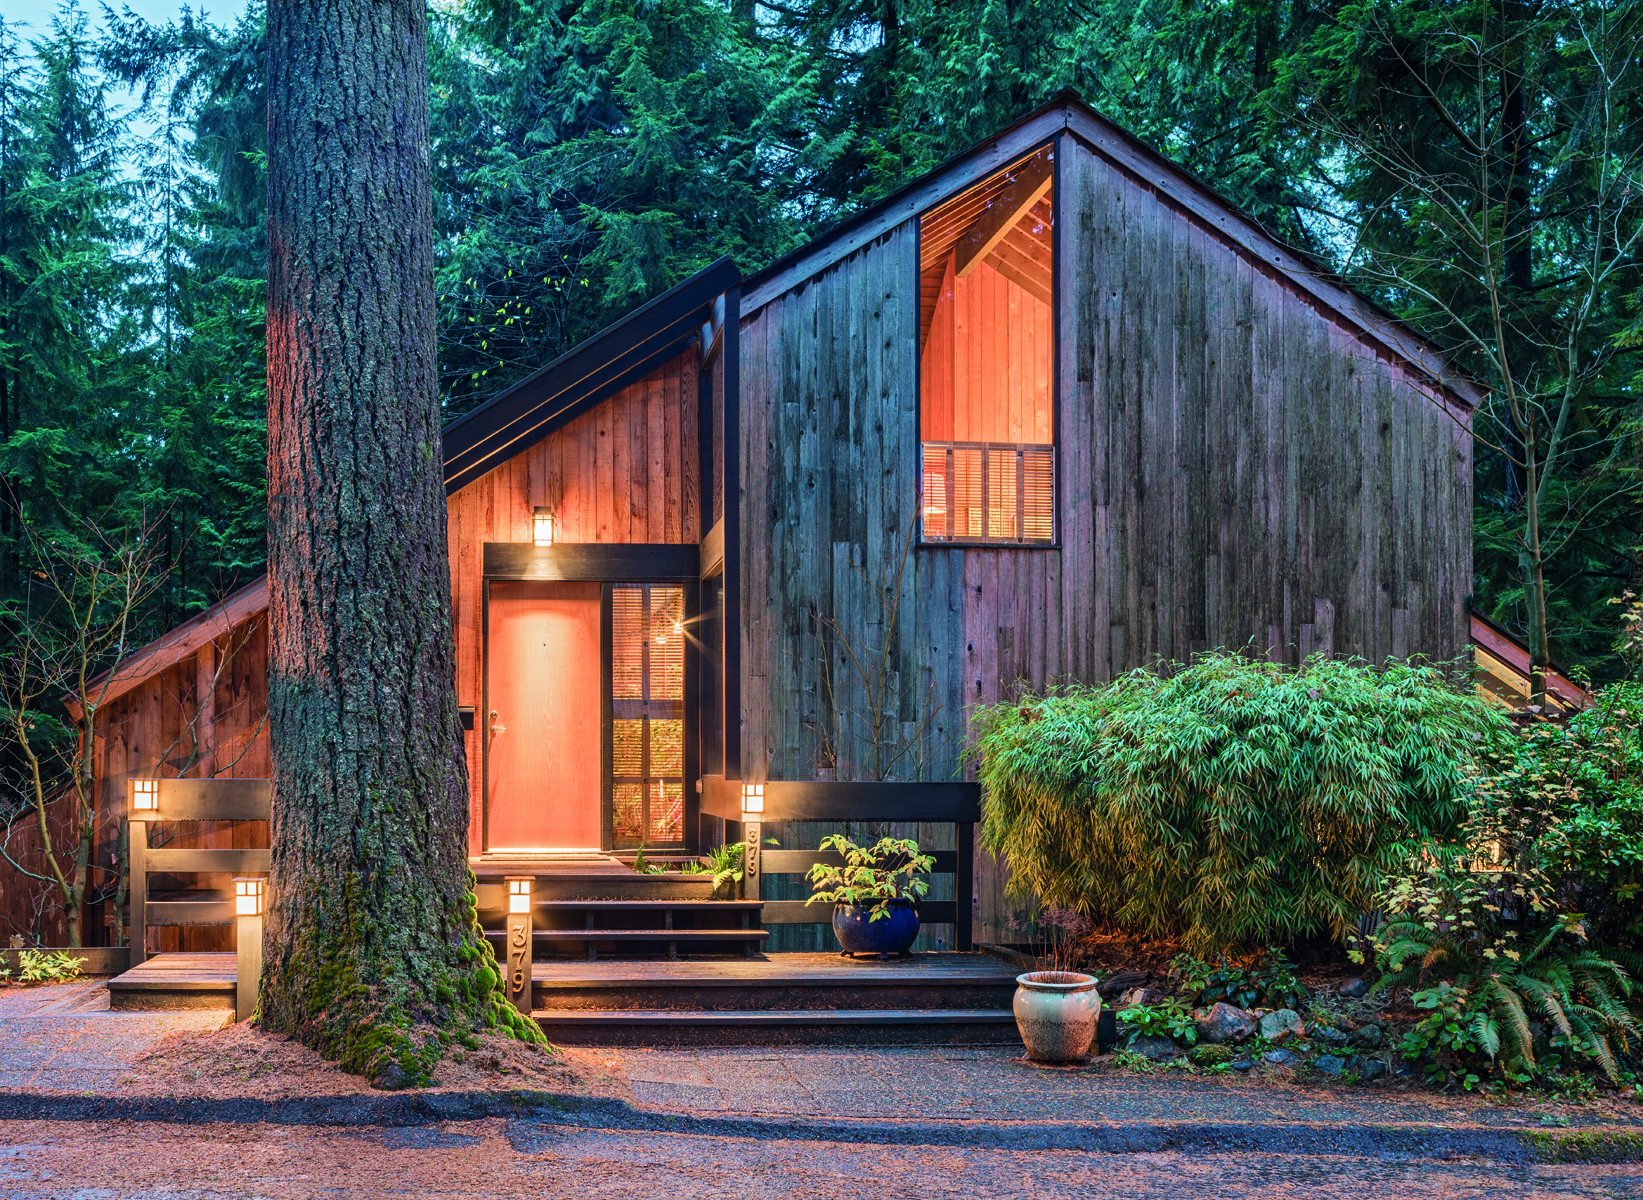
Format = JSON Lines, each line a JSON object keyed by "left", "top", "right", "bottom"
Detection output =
{"left": 107, "top": 952, "right": 236, "bottom": 1010}
{"left": 103, "top": 950, "right": 1026, "bottom": 1045}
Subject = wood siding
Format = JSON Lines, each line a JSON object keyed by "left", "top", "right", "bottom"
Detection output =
{"left": 738, "top": 132, "right": 1472, "bottom": 941}
{"left": 447, "top": 350, "right": 700, "bottom": 855}
{"left": 2, "top": 351, "right": 700, "bottom": 944}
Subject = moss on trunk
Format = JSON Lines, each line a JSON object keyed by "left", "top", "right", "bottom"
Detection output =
{"left": 261, "top": 0, "right": 541, "bottom": 1086}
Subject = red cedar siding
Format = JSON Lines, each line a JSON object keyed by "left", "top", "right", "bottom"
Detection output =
{"left": 1, "top": 350, "right": 699, "bottom": 943}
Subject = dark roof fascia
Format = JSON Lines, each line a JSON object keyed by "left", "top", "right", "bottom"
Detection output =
{"left": 741, "top": 90, "right": 1484, "bottom": 410}
{"left": 441, "top": 256, "right": 740, "bottom": 493}
{"left": 740, "top": 102, "right": 1071, "bottom": 313}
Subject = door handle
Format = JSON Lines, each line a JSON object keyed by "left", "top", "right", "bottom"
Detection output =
{"left": 490, "top": 709, "right": 506, "bottom": 736}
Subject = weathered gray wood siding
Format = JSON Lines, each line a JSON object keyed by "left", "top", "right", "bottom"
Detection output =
{"left": 738, "top": 131, "right": 1473, "bottom": 941}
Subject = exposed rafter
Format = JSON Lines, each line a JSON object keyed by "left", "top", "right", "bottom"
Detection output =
{"left": 953, "top": 149, "right": 1054, "bottom": 278}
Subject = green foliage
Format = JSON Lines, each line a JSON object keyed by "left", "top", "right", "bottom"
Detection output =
{"left": 804, "top": 834, "right": 933, "bottom": 920}
{"left": 681, "top": 840, "right": 753, "bottom": 891}
{"left": 1370, "top": 737, "right": 1640, "bottom": 1084}
{"left": 1118, "top": 998, "right": 1198, "bottom": 1046}
{"left": 12, "top": 949, "right": 82, "bottom": 984}
{"left": 1171, "top": 949, "right": 1307, "bottom": 1012}
{"left": 1528, "top": 682, "right": 1643, "bottom": 952}
{"left": 975, "top": 653, "right": 1508, "bottom": 952}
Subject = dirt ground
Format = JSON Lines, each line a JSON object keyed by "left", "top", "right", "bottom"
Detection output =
{"left": 118, "top": 1021, "right": 633, "bottom": 1105}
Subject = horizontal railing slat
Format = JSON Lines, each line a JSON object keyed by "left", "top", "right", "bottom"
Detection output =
{"left": 761, "top": 900, "right": 958, "bottom": 925}
{"left": 700, "top": 777, "right": 979, "bottom": 823}
{"left": 130, "top": 778, "right": 271, "bottom": 821}
{"left": 145, "top": 849, "right": 271, "bottom": 873}
{"left": 145, "top": 899, "right": 235, "bottom": 926}
{"left": 761, "top": 850, "right": 958, "bottom": 874}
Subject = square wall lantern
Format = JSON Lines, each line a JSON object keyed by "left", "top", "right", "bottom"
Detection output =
{"left": 132, "top": 779, "right": 159, "bottom": 811}
{"left": 532, "top": 507, "right": 555, "bottom": 548}
{"left": 234, "top": 876, "right": 266, "bottom": 917}
{"left": 740, "top": 782, "right": 765, "bottom": 815}
{"left": 507, "top": 878, "right": 532, "bottom": 914}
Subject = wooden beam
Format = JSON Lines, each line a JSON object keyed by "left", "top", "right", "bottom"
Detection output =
{"left": 128, "top": 778, "right": 271, "bottom": 822}
{"left": 482, "top": 542, "right": 699, "bottom": 581}
{"left": 699, "top": 519, "right": 725, "bottom": 578}
{"left": 145, "top": 849, "right": 272, "bottom": 872}
{"left": 146, "top": 899, "right": 236, "bottom": 926}
{"left": 954, "top": 149, "right": 1054, "bottom": 278}
{"left": 988, "top": 245, "right": 1052, "bottom": 306}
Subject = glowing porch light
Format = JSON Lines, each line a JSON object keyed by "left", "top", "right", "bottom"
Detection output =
{"left": 532, "top": 506, "right": 555, "bottom": 547}
{"left": 507, "top": 878, "right": 532, "bottom": 914}
{"left": 740, "top": 782, "right": 765, "bottom": 815}
{"left": 132, "top": 779, "right": 159, "bottom": 811}
{"left": 234, "top": 877, "right": 266, "bottom": 917}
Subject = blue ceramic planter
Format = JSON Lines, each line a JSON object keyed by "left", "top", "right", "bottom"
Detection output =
{"left": 832, "top": 898, "right": 920, "bottom": 958}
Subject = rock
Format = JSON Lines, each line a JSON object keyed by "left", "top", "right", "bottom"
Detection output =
{"left": 1120, "top": 986, "right": 1167, "bottom": 1008}
{"left": 1338, "top": 977, "right": 1370, "bottom": 999}
{"left": 1347, "top": 1023, "right": 1384, "bottom": 1050}
{"left": 1195, "top": 1002, "right": 1256, "bottom": 1045}
{"left": 1262, "top": 1049, "right": 1294, "bottom": 1066}
{"left": 1127, "top": 1034, "right": 1180, "bottom": 1061}
{"left": 1258, "top": 1008, "right": 1305, "bottom": 1044}
{"left": 1230, "top": 1058, "right": 1254, "bottom": 1072}
{"left": 1314, "top": 1054, "right": 1348, "bottom": 1076}
{"left": 1191, "top": 1043, "right": 1235, "bottom": 1066}
{"left": 1359, "top": 1059, "right": 1387, "bottom": 1081}
{"left": 372, "top": 1061, "right": 412, "bottom": 1090}
{"left": 1313, "top": 1026, "right": 1349, "bottom": 1047}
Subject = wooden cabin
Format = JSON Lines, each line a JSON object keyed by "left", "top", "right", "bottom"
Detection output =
{"left": 4, "top": 93, "right": 1480, "bottom": 954}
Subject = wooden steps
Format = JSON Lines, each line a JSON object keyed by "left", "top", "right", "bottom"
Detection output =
{"left": 482, "top": 896, "right": 766, "bottom": 962}
{"left": 533, "top": 1007, "right": 1016, "bottom": 1046}
{"left": 107, "top": 952, "right": 235, "bottom": 1010}
{"left": 531, "top": 952, "right": 1019, "bottom": 1045}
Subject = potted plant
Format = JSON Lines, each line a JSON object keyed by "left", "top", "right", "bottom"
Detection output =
{"left": 1011, "top": 906, "right": 1102, "bottom": 1062}
{"left": 805, "top": 834, "right": 934, "bottom": 959}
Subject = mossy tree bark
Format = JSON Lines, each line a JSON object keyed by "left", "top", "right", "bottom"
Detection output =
{"left": 261, "top": 0, "right": 538, "bottom": 1086}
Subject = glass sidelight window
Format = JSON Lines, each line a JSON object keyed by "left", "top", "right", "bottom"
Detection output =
{"left": 918, "top": 144, "right": 1055, "bottom": 545}
{"left": 609, "top": 584, "right": 685, "bottom": 847}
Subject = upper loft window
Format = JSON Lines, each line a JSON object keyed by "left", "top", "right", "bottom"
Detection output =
{"left": 918, "top": 145, "right": 1054, "bottom": 545}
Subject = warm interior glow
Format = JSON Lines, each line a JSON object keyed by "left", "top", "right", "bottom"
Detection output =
{"left": 234, "top": 877, "right": 265, "bottom": 917}
{"left": 507, "top": 878, "right": 532, "bottom": 914}
{"left": 132, "top": 779, "right": 159, "bottom": 811}
{"left": 532, "top": 506, "right": 555, "bottom": 547}
{"left": 741, "top": 781, "right": 765, "bottom": 815}
{"left": 918, "top": 145, "right": 1055, "bottom": 544}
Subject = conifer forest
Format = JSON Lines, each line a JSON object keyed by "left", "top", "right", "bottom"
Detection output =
{"left": 1, "top": 0, "right": 1639, "bottom": 681}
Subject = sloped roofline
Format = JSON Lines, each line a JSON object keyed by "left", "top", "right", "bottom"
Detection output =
{"left": 741, "top": 90, "right": 1484, "bottom": 409}
{"left": 442, "top": 255, "right": 739, "bottom": 491}
{"left": 81, "top": 257, "right": 743, "bottom": 710}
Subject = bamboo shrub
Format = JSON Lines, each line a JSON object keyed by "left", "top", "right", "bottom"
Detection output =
{"left": 973, "top": 653, "right": 1512, "bottom": 953}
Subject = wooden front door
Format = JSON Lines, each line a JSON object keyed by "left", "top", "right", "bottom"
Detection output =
{"left": 485, "top": 581, "right": 602, "bottom": 851}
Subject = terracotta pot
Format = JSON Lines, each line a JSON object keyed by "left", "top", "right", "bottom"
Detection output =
{"left": 1013, "top": 971, "right": 1101, "bottom": 1061}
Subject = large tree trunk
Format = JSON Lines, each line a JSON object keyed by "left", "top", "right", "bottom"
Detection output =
{"left": 261, "top": 0, "right": 536, "bottom": 1086}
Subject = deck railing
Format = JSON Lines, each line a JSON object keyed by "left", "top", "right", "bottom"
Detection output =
{"left": 920, "top": 440, "right": 1054, "bottom": 545}
{"left": 699, "top": 778, "right": 978, "bottom": 951}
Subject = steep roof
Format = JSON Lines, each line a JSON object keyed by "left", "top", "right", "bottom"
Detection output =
{"left": 742, "top": 90, "right": 1484, "bottom": 409}
{"left": 442, "top": 256, "right": 738, "bottom": 492}
{"left": 82, "top": 257, "right": 742, "bottom": 710}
